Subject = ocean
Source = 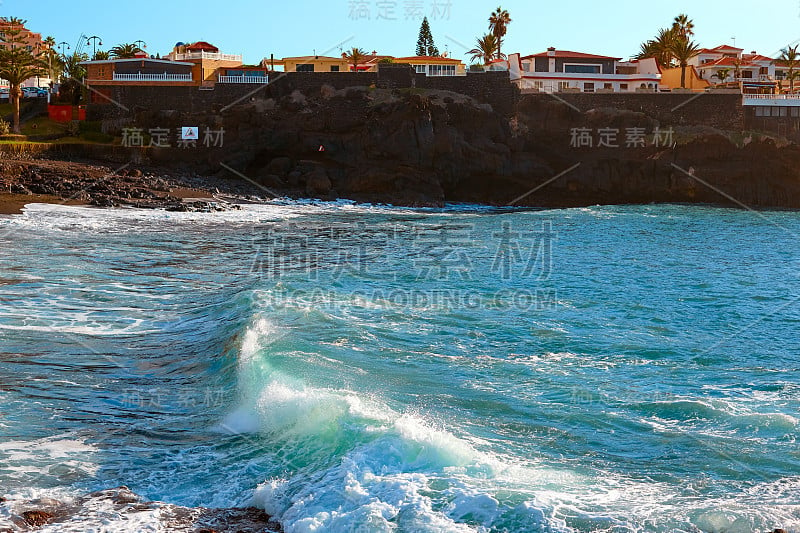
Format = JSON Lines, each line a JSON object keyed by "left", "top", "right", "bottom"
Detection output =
{"left": 0, "top": 201, "right": 798, "bottom": 532}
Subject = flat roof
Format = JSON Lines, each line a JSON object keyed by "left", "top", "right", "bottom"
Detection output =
{"left": 522, "top": 50, "right": 622, "bottom": 61}
{"left": 78, "top": 58, "right": 194, "bottom": 66}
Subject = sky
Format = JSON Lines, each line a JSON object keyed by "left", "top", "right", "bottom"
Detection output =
{"left": 7, "top": 0, "right": 800, "bottom": 65}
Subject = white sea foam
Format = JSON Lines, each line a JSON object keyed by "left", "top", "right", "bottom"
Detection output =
{"left": 222, "top": 316, "right": 800, "bottom": 532}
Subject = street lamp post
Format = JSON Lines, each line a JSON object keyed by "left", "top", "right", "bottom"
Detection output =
{"left": 86, "top": 35, "right": 102, "bottom": 59}
{"left": 134, "top": 40, "right": 146, "bottom": 54}
{"left": 57, "top": 41, "right": 70, "bottom": 58}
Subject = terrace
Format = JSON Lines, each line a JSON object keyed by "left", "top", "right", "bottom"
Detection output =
{"left": 172, "top": 51, "right": 242, "bottom": 62}
{"left": 112, "top": 72, "right": 193, "bottom": 82}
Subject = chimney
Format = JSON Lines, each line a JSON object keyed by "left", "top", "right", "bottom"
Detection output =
{"left": 547, "top": 47, "right": 556, "bottom": 57}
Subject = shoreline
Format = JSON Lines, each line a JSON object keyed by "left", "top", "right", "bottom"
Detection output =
{"left": 0, "top": 155, "right": 264, "bottom": 215}
{"left": 0, "top": 487, "right": 282, "bottom": 532}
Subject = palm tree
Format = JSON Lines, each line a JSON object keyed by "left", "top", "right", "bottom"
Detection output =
{"left": 59, "top": 52, "right": 89, "bottom": 105}
{"left": 39, "top": 46, "right": 61, "bottom": 84}
{"left": 0, "top": 17, "right": 44, "bottom": 133}
{"left": 93, "top": 50, "right": 110, "bottom": 61}
{"left": 636, "top": 27, "right": 677, "bottom": 69}
{"left": 345, "top": 47, "right": 366, "bottom": 72}
{"left": 672, "top": 14, "right": 694, "bottom": 39}
{"left": 488, "top": 6, "right": 511, "bottom": 57}
{"left": 778, "top": 45, "right": 800, "bottom": 93}
{"left": 712, "top": 68, "right": 731, "bottom": 84}
{"left": 787, "top": 71, "right": 800, "bottom": 94}
{"left": 467, "top": 34, "right": 503, "bottom": 64}
{"left": 670, "top": 37, "right": 700, "bottom": 88}
{"left": 109, "top": 43, "right": 142, "bottom": 59}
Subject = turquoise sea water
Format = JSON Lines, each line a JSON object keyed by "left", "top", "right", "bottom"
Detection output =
{"left": 0, "top": 202, "right": 798, "bottom": 532}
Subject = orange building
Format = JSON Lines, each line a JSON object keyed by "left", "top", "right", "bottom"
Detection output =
{"left": 660, "top": 66, "right": 711, "bottom": 92}
{"left": 166, "top": 41, "right": 244, "bottom": 83}
{"left": 0, "top": 17, "right": 45, "bottom": 53}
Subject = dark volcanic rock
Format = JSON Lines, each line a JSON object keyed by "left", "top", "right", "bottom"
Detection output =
{"left": 305, "top": 166, "right": 332, "bottom": 197}
{"left": 1, "top": 487, "right": 281, "bottom": 532}
{"left": 22, "top": 510, "right": 54, "bottom": 526}
{"left": 266, "top": 156, "right": 292, "bottom": 176}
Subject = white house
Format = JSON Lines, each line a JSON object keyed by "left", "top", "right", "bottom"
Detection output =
{"left": 507, "top": 49, "right": 662, "bottom": 93}
{"left": 689, "top": 45, "right": 776, "bottom": 92}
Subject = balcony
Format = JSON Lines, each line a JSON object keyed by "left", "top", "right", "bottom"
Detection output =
{"left": 743, "top": 94, "right": 800, "bottom": 106}
{"left": 113, "top": 72, "right": 193, "bottom": 82}
{"left": 218, "top": 75, "right": 269, "bottom": 84}
{"left": 173, "top": 51, "right": 242, "bottom": 62}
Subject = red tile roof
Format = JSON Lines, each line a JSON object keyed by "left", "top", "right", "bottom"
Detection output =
{"left": 742, "top": 53, "right": 773, "bottom": 62}
{"left": 702, "top": 57, "right": 759, "bottom": 68}
{"left": 186, "top": 41, "right": 219, "bottom": 52}
{"left": 698, "top": 45, "right": 745, "bottom": 55}
{"left": 522, "top": 50, "right": 622, "bottom": 60}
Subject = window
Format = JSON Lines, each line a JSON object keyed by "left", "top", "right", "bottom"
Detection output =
{"left": 776, "top": 70, "right": 786, "bottom": 80}
{"left": 330, "top": 65, "right": 339, "bottom": 72}
{"left": 779, "top": 107, "right": 788, "bottom": 117}
{"left": 564, "top": 64, "right": 601, "bottom": 74}
{"left": 533, "top": 81, "right": 544, "bottom": 90}
{"left": 604, "top": 83, "right": 613, "bottom": 90}
{"left": 558, "top": 81, "right": 571, "bottom": 91}
{"left": 414, "top": 65, "right": 427, "bottom": 74}
{"left": 741, "top": 71, "right": 753, "bottom": 79}
{"left": 791, "top": 107, "right": 800, "bottom": 117}
{"left": 583, "top": 82, "right": 595, "bottom": 93}
{"left": 296, "top": 64, "right": 315, "bottom": 72}
{"left": 428, "top": 64, "right": 456, "bottom": 76}
{"left": 620, "top": 83, "right": 628, "bottom": 90}
{"left": 755, "top": 106, "right": 765, "bottom": 117}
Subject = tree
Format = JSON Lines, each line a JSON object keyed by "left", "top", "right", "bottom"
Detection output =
{"left": 58, "top": 52, "right": 88, "bottom": 105}
{"left": 712, "top": 68, "right": 731, "bottom": 84}
{"left": 416, "top": 17, "right": 439, "bottom": 56}
{"left": 345, "top": 47, "right": 366, "bottom": 72}
{"left": 672, "top": 13, "right": 694, "bottom": 39}
{"left": 109, "top": 43, "right": 142, "bottom": 59}
{"left": 670, "top": 37, "right": 700, "bottom": 88}
{"left": 488, "top": 6, "right": 511, "bottom": 57}
{"left": 778, "top": 45, "right": 800, "bottom": 94}
{"left": 93, "top": 50, "right": 110, "bottom": 61}
{"left": 636, "top": 27, "right": 677, "bottom": 69}
{"left": 787, "top": 71, "right": 800, "bottom": 94}
{"left": 0, "top": 17, "right": 44, "bottom": 133}
{"left": 467, "top": 34, "right": 503, "bottom": 64}
{"left": 39, "top": 39, "right": 62, "bottom": 84}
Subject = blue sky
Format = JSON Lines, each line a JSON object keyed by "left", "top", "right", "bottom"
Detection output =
{"left": 8, "top": 0, "right": 800, "bottom": 64}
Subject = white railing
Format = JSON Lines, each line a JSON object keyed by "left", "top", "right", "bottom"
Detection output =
{"left": 218, "top": 75, "right": 269, "bottom": 84}
{"left": 113, "top": 72, "right": 193, "bottom": 82}
{"left": 173, "top": 51, "right": 242, "bottom": 62}
{"left": 743, "top": 94, "right": 800, "bottom": 99}
{"left": 742, "top": 94, "right": 800, "bottom": 106}
{"left": 733, "top": 76, "right": 773, "bottom": 82}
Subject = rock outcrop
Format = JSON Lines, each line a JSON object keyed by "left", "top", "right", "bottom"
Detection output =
{"left": 140, "top": 86, "right": 797, "bottom": 209}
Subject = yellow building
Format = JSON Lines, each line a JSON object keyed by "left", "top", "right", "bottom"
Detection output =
{"left": 660, "top": 65, "right": 710, "bottom": 92}
{"left": 279, "top": 56, "right": 350, "bottom": 72}
{"left": 394, "top": 55, "right": 467, "bottom": 76}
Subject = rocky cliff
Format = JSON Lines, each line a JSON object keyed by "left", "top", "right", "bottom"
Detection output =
{"left": 128, "top": 86, "right": 800, "bottom": 208}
